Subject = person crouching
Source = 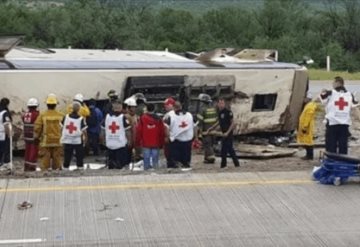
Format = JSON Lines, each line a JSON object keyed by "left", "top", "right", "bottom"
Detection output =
{"left": 61, "top": 102, "right": 87, "bottom": 170}
{"left": 103, "top": 100, "right": 130, "bottom": 169}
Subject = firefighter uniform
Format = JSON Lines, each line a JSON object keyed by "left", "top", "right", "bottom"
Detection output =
{"left": 34, "top": 95, "right": 64, "bottom": 171}
{"left": 197, "top": 94, "right": 217, "bottom": 163}
{"left": 66, "top": 93, "right": 90, "bottom": 117}
{"left": 22, "top": 98, "right": 40, "bottom": 171}
{"left": 297, "top": 101, "right": 318, "bottom": 159}
{"left": 321, "top": 87, "right": 356, "bottom": 154}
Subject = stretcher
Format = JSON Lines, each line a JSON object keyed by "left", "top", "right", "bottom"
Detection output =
{"left": 313, "top": 151, "right": 360, "bottom": 186}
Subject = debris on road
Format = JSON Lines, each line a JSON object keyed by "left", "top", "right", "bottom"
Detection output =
{"left": 17, "top": 201, "right": 32, "bottom": 210}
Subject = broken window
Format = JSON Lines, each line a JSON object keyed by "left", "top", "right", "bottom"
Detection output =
{"left": 251, "top": 94, "right": 277, "bottom": 111}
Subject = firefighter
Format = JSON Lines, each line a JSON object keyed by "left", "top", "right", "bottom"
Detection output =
{"left": 197, "top": 93, "right": 217, "bottom": 164}
{"left": 22, "top": 98, "right": 40, "bottom": 171}
{"left": 124, "top": 96, "right": 141, "bottom": 162}
{"left": 321, "top": 76, "right": 358, "bottom": 154}
{"left": 103, "top": 100, "right": 131, "bottom": 169}
{"left": 34, "top": 94, "right": 64, "bottom": 171}
{"left": 165, "top": 101, "right": 194, "bottom": 171}
{"left": 297, "top": 96, "right": 318, "bottom": 160}
{"left": 61, "top": 102, "right": 88, "bottom": 170}
{"left": 67, "top": 93, "right": 90, "bottom": 118}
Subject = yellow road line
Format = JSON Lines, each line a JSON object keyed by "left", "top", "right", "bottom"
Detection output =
{"left": 0, "top": 179, "right": 312, "bottom": 193}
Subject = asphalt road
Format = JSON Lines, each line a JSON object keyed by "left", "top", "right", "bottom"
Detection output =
{"left": 309, "top": 80, "right": 360, "bottom": 96}
{"left": 1, "top": 171, "right": 360, "bottom": 246}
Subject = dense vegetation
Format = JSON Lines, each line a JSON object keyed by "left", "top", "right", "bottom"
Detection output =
{"left": 1, "top": 0, "right": 360, "bottom": 71}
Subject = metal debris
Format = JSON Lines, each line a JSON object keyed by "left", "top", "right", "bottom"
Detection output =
{"left": 17, "top": 201, "right": 32, "bottom": 210}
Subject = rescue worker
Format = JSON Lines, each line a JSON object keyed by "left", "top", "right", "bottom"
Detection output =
{"left": 206, "top": 98, "right": 240, "bottom": 168}
{"left": 22, "top": 98, "right": 40, "bottom": 171}
{"left": 103, "top": 100, "right": 131, "bottom": 169}
{"left": 86, "top": 99, "right": 103, "bottom": 156}
{"left": 124, "top": 96, "right": 141, "bottom": 162}
{"left": 0, "top": 98, "right": 12, "bottom": 170}
{"left": 165, "top": 101, "right": 194, "bottom": 171}
{"left": 297, "top": 96, "right": 318, "bottom": 160}
{"left": 197, "top": 93, "right": 217, "bottom": 164}
{"left": 321, "top": 76, "right": 358, "bottom": 154}
{"left": 136, "top": 103, "right": 165, "bottom": 170}
{"left": 67, "top": 93, "right": 90, "bottom": 118}
{"left": 34, "top": 94, "right": 64, "bottom": 171}
{"left": 61, "top": 102, "right": 88, "bottom": 170}
{"left": 163, "top": 97, "right": 176, "bottom": 168}
{"left": 103, "top": 89, "right": 118, "bottom": 116}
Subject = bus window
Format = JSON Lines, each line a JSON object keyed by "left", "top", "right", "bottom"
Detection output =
{"left": 251, "top": 94, "right": 277, "bottom": 112}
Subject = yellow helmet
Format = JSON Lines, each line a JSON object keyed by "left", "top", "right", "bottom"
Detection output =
{"left": 46, "top": 94, "right": 58, "bottom": 104}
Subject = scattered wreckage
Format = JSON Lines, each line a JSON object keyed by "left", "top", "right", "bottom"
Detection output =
{"left": 0, "top": 36, "right": 309, "bottom": 157}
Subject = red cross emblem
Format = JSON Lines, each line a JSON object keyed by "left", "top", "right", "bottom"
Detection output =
{"left": 66, "top": 122, "right": 77, "bottom": 134}
{"left": 179, "top": 121, "right": 188, "bottom": 128}
{"left": 335, "top": 97, "right": 349, "bottom": 110}
{"left": 109, "top": 121, "right": 120, "bottom": 133}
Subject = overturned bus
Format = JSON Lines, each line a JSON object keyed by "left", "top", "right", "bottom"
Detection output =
{"left": 0, "top": 37, "right": 308, "bottom": 149}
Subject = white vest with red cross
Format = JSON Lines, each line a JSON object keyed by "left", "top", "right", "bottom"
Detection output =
{"left": 105, "top": 114, "right": 127, "bottom": 150}
{"left": 61, "top": 115, "right": 83, "bottom": 144}
{"left": 169, "top": 112, "right": 194, "bottom": 142}
{"left": 0, "top": 110, "right": 7, "bottom": 141}
{"left": 326, "top": 90, "right": 353, "bottom": 125}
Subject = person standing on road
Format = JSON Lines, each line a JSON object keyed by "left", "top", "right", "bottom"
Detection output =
{"left": 320, "top": 76, "right": 358, "bottom": 154}
{"left": 0, "top": 98, "right": 12, "bottom": 170}
{"left": 297, "top": 96, "right": 318, "bottom": 160}
{"left": 197, "top": 93, "right": 217, "bottom": 164}
{"left": 34, "top": 94, "right": 64, "bottom": 171}
{"left": 136, "top": 103, "right": 165, "bottom": 170}
{"left": 22, "top": 98, "right": 40, "bottom": 171}
{"left": 86, "top": 99, "right": 103, "bottom": 156}
{"left": 61, "top": 102, "right": 87, "bottom": 170}
{"left": 165, "top": 101, "right": 194, "bottom": 171}
{"left": 103, "top": 100, "right": 131, "bottom": 169}
{"left": 163, "top": 97, "right": 176, "bottom": 168}
{"left": 206, "top": 98, "right": 240, "bottom": 168}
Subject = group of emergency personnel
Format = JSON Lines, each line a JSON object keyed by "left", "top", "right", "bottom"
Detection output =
{"left": 297, "top": 76, "right": 358, "bottom": 159}
{"left": 0, "top": 89, "right": 240, "bottom": 172}
{"left": 2, "top": 76, "right": 352, "bottom": 172}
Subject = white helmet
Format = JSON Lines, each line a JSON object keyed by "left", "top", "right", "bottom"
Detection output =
{"left": 74, "top": 93, "right": 84, "bottom": 103}
{"left": 124, "top": 97, "right": 137, "bottom": 107}
{"left": 27, "top": 98, "right": 39, "bottom": 107}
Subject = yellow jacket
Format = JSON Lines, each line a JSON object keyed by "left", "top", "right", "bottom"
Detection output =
{"left": 297, "top": 102, "right": 318, "bottom": 146}
{"left": 34, "top": 109, "right": 64, "bottom": 147}
{"left": 66, "top": 104, "right": 90, "bottom": 118}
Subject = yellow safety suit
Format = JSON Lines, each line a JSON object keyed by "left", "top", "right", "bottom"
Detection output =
{"left": 34, "top": 109, "right": 64, "bottom": 171}
{"left": 66, "top": 104, "right": 90, "bottom": 118}
{"left": 297, "top": 102, "right": 318, "bottom": 146}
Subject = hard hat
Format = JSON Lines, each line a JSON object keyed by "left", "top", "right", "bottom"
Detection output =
{"left": 74, "top": 93, "right": 84, "bottom": 103}
{"left": 124, "top": 97, "right": 137, "bottom": 107}
{"left": 164, "top": 97, "right": 175, "bottom": 106}
{"left": 46, "top": 94, "right": 58, "bottom": 104}
{"left": 107, "top": 90, "right": 118, "bottom": 98}
{"left": 27, "top": 98, "right": 39, "bottom": 107}
{"left": 198, "top": 93, "right": 212, "bottom": 103}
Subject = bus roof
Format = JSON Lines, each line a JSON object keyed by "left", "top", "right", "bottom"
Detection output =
{"left": 2, "top": 47, "right": 301, "bottom": 70}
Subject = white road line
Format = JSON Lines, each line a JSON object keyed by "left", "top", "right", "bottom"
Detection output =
{"left": 0, "top": 238, "right": 46, "bottom": 244}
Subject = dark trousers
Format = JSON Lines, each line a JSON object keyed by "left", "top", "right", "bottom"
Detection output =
{"left": 168, "top": 140, "right": 192, "bottom": 168}
{"left": 63, "top": 144, "right": 84, "bottom": 168}
{"left": 325, "top": 124, "right": 349, "bottom": 154}
{"left": 221, "top": 136, "right": 240, "bottom": 167}
{"left": 87, "top": 132, "right": 100, "bottom": 155}
{"left": 305, "top": 146, "right": 314, "bottom": 159}
{"left": 0, "top": 136, "right": 10, "bottom": 165}
{"left": 107, "top": 147, "right": 128, "bottom": 169}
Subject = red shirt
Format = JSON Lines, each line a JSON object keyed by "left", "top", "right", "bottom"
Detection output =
{"left": 136, "top": 113, "right": 165, "bottom": 148}
{"left": 22, "top": 109, "right": 40, "bottom": 140}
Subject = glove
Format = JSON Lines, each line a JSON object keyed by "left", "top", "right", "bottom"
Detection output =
{"left": 34, "top": 138, "right": 40, "bottom": 145}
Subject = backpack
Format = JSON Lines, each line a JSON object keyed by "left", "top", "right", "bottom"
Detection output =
{"left": 86, "top": 108, "right": 98, "bottom": 127}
